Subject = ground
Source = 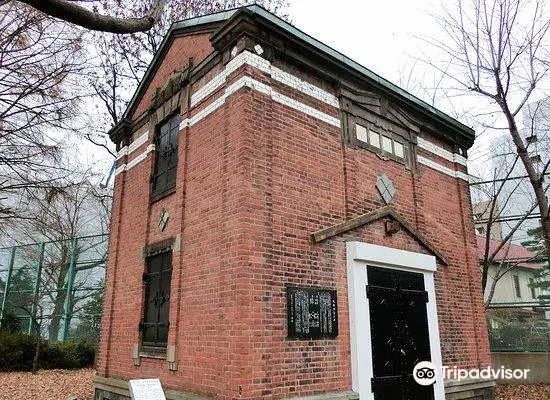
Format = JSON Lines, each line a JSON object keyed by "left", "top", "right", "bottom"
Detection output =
{"left": 0, "top": 369, "right": 548, "bottom": 399}
{"left": 0, "top": 369, "right": 95, "bottom": 400}
{"left": 496, "top": 384, "right": 550, "bottom": 400}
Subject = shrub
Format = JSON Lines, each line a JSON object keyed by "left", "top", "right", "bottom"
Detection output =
{"left": 0, "top": 331, "right": 37, "bottom": 371}
{"left": 0, "top": 312, "right": 22, "bottom": 333}
{"left": 0, "top": 331, "right": 95, "bottom": 372}
{"left": 42, "top": 340, "right": 95, "bottom": 370}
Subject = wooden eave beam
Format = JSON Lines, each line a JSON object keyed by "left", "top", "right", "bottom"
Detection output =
{"left": 311, "top": 205, "right": 449, "bottom": 266}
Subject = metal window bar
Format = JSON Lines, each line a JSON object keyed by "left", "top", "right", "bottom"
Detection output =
{"left": 0, "top": 247, "right": 16, "bottom": 329}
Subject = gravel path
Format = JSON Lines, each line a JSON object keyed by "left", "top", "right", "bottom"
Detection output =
{"left": 0, "top": 368, "right": 95, "bottom": 400}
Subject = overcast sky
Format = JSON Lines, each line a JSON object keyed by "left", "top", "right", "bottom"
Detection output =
{"left": 288, "top": 0, "right": 497, "bottom": 172}
{"left": 288, "top": 0, "right": 438, "bottom": 86}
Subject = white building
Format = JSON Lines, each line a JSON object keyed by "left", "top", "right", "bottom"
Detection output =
{"left": 477, "top": 236, "right": 550, "bottom": 323}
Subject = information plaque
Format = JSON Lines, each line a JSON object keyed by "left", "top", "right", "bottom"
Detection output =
{"left": 128, "top": 378, "right": 166, "bottom": 400}
{"left": 287, "top": 286, "right": 338, "bottom": 339}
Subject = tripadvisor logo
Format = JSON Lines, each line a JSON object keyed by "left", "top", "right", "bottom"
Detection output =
{"left": 413, "top": 361, "right": 530, "bottom": 385}
{"left": 413, "top": 361, "right": 437, "bottom": 386}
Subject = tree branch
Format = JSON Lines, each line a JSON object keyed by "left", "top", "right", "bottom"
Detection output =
{"left": 16, "top": 0, "right": 166, "bottom": 33}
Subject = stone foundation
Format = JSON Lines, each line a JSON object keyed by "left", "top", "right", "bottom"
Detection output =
{"left": 444, "top": 378, "right": 496, "bottom": 400}
{"left": 282, "top": 393, "right": 358, "bottom": 400}
{"left": 93, "top": 375, "right": 359, "bottom": 400}
{"left": 94, "top": 388, "right": 130, "bottom": 400}
{"left": 93, "top": 376, "right": 210, "bottom": 400}
{"left": 94, "top": 374, "right": 496, "bottom": 400}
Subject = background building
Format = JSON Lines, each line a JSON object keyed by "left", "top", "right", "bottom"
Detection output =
{"left": 471, "top": 97, "right": 550, "bottom": 244}
{"left": 473, "top": 200, "right": 503, "bottom": 240}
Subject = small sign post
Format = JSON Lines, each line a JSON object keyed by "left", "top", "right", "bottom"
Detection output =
{"left": 128, "top": 378, "right": 166, "bottom": 400}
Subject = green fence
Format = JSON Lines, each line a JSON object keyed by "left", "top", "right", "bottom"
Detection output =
{"left": 0, "top": 235, "right": 107, "bottom": 344}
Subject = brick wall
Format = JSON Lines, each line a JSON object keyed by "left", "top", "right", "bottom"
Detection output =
{"left": 132, "top": 34, "right": 214, "bottom": 118}
{"left": 98, "top": 30, "right": 491, "bottom": 400}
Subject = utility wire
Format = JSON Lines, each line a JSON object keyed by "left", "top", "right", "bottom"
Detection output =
{"left": 469, "top": 173, "right": 550, "bottom": 186}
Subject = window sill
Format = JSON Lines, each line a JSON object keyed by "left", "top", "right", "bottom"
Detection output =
{"left": 139, "top": 346, "right": 167, "bottom": 359}
{"left": 357, "top": 141, "right": 408, "bottom": 167}
{"left": 150, "top": 187, "right": 176, "bottom": 203}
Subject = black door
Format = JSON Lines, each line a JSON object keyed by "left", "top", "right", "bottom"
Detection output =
{"left": 367, "top": 266, "right": 435, "bottom": 400}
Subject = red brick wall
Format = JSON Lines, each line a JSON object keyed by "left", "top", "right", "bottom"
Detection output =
{"left": 98, "top": 38, "right": 491, "bottom": 399}
{"left": 234, "top": 66, "right": 490, "bottom": 398}
{"left": 132, "top": 33, "right": 214, "bottom": 118}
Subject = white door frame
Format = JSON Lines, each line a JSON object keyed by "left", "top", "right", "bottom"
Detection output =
{"left": 346, "top": 241, "right": 445, "bottom": 400}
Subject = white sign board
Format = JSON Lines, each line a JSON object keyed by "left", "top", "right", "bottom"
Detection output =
{"left": 128, "top": 378, "right": 166, "bottom": 400}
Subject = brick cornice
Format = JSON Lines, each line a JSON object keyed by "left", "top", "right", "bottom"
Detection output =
{"left": 108, "top": 118, "right": 132, "bottom": 148}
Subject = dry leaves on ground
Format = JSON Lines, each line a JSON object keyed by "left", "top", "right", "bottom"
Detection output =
{"left": 497, "top": 384, "right": 550, "bottom": 400}
{"left": 0, "top": 368, "right": 95, "bottom": 400}
{"left": 0, "top": 370, "right": 549, "bottom": 400}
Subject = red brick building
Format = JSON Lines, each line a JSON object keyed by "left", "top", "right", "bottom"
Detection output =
{"left": 94, "top": 6, "right": 494, "bottom": 400}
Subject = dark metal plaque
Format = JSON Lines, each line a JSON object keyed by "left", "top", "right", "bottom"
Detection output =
{"left": 287, "top": 286, "right": 338, "bottom": 339}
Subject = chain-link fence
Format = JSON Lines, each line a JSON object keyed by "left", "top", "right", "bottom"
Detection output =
{"left": 0, "top": 235, "right": 107, "bottom": 344}
{"left": 488, "top": 309, "right": 550, "bottom": 352}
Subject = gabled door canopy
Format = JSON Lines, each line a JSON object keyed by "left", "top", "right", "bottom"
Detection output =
{"left": 311, "top": 205, "right": 449, "bottom": 266}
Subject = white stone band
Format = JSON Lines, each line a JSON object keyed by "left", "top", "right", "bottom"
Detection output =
{"left": 116, "top": 52, "right": 469, "bottom": 182}
{"left": 418, "top": 155, "right": 469, "bottom": 181}
{"left": 191, "top": 50, "right": 339, "bottom": 109}
{"left": 417, "top": 137, "right": 467, "bottom": 166}
{"left": 116, "top": 130, "right": 149, "bottom": 160}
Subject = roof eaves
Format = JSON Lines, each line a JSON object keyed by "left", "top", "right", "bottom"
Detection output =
{"left": 246, "top": 6, "right": 474, "bottom": 139}
{"left": 122, "top": 8, "right": 244, "bottom": 120}
{"left": 170, "top": 7, "right": 242, "bottom": 30}
{"left": 122, "top": 4, "right": 474, "bottom": 141}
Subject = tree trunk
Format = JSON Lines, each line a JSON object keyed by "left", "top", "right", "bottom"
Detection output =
{"left": 485, "top": 278, "right": 498, "bottom": 307}
{"left": 501, "top": 102, "right": 550, "bottom": 265}
{"left": 32, "top": 327, "right": 41, "bottom": 374}
{"left": 481, "top": 197, "right": 498, "bottom": 292}
{"left": 48, "top": 267, "right": 68, "bottom": 342}
{"left": 481, "top": 260, "right": 488, "bottom": 294}
{"left": 485, "top": 261, "right": 508, "bottom": 307}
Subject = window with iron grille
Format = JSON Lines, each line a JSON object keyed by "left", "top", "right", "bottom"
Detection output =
{"left": 141, "top": 251, "right": 172, "bottom": 347}
{"left": 152, "top": 115, "right": 180, "bottom": 200}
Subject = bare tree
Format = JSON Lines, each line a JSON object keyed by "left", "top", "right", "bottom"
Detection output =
{"left": 428, "top": 0, "right": 550, "bottom": 263}
{"left": 471, "top": 161, "right": 546, "bottom": 305}
{"left": 86, "top": 0, "right": 289, "bottom": 154}
{"left": 0, "top": 2, "right": 88, "bottom": 225}
{"left": 98, "top": 0, "right": 288, "bottom": 69}
{"left": 469, "top": 90, "right": 550, "bottom": 304}
{"left": 12, "top": 164, "right": 111, "bottom": 341}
